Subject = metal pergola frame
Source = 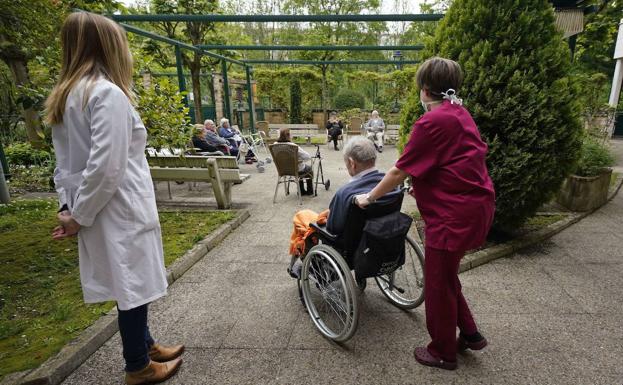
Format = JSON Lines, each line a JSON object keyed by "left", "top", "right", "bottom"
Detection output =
{"left": 196, "top": 44, "right": 425, "bottom": 51}
{"left": 108, "top": 13, "right": 442, "bottom": 131}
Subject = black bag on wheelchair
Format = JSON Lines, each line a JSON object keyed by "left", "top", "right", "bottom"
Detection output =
{"left": 354, "top": 211, "right": 413, "bottom": 280}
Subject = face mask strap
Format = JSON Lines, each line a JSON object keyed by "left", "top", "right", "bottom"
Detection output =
{"left": 441, "top": 88, "right": 463, "bottom": 105}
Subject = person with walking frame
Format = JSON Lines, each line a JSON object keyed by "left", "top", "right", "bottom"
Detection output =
{"left": 355, "top": 57, "right": 495, "bottom": 370}
{"left": 46, "top": 12, "right": 184, "bottom": 384}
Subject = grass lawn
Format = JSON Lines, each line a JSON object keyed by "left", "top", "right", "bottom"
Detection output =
{"left": 0, "top": 199, "right": 234, "bottom": 380}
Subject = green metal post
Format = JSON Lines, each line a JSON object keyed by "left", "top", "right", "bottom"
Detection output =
{"left": 174, "top": 45, "right": 187, "bottom": 106}
{"left": 242, "top": 59, "right": 420, "bottom": 65}
{"left": 246, "top": 66, "right": 255, "bottom": 133}
{"left": 221, "top": 60, "right": 231, "bottom": 121}
{"left": 112, "top": 14, "right": 444, "bottom": 22}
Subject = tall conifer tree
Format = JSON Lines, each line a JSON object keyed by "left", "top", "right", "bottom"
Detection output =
{"left": 400, "top": 0, "right": 583, "bottom": 230}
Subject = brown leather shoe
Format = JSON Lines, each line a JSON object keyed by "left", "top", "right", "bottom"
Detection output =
{"left": 125, "top": 358, "right": 182, "bottom": 385}
{"left": 149, "top": 343, "right": 185, "bottom": 362}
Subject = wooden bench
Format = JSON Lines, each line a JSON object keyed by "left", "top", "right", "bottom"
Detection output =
{"left": 268, "top": 123, "right": 324, "bottom": 144}
{"left": 384, "top": 125, "right": 400, "bottom": 145}
{"left": 147, "top": 155, "right": 244, "bottom": 209}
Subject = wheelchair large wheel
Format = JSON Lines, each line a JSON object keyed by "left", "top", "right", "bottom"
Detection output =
{"left": 300, "top": 244, "right": 359, "bottom": 342}
{"left": 374, "top": 235, "right": 425, "bottom": 310}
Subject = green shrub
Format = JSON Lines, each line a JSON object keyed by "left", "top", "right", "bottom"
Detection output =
{"left": 574, "top": 137, "right": 614, "bottom": 177}
{"left": 334, "top": 89, "right": 366, "bottom": 110}
{"left": 398, "top": 90, "right": 424, "bottom": 153}
{"left": 400, "top": 0, "right": 583, "bottom": 231}
{"left": 5, "top": 142, "right": 51, "bottom": 167}
{"left": 135, "top": 78, "right": 192, "bottom": 152}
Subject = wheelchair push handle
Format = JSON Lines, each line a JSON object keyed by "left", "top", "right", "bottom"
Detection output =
{"left": 352, "top": 184, "right": 409, "bottom": 202}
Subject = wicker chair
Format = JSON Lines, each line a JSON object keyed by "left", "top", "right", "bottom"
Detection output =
{"left": 269, "top": 143, "right": 313, "bottom": 204}
{"left": 347, "top": 116, "right": 363, "bottom": 137}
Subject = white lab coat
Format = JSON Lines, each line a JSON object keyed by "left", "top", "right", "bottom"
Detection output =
{"left": 52, "top": 76, "right": 167, "bottom": 311}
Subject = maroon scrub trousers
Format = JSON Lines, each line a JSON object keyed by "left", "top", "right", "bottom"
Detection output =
{"left": 396, "top": 100, "right": 495, "bottom": 363}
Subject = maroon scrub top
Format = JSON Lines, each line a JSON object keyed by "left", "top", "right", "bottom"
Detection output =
{"left": 396, "top": 100, "right": 495, "bottom": 252}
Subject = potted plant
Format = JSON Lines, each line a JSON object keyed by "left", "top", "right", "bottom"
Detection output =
{"left": 557, "top": 136, "right": 615, "bottom": 211}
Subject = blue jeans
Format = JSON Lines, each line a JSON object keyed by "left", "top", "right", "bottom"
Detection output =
{"left": 117, "top": 303, "right": 155, "bottom": 372}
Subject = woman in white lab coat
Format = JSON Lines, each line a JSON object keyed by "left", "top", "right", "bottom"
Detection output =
{"left": 45, "top": 12, "right": 183, "bottom": 385}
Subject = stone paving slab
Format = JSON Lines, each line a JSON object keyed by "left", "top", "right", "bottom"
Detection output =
{"left": 60, "top": 145, "right": 623, "bottom": 385}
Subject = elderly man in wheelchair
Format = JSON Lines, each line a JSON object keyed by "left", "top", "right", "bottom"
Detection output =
{"left": 288, "top": 137, "right": 425, "bottom": 342}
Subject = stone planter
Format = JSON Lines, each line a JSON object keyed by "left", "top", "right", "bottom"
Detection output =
{"left": 557, "top": 168, "right": 612, "bottom": 212}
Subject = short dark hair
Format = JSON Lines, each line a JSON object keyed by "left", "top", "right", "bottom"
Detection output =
{"left": 416, "top": 57, "right": 463, "bottom": 100}
{"left": 277, "top": 127, "right": 291, "bottom": 142}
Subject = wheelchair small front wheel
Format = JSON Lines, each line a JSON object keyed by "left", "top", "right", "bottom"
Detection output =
{"left": 300, "top": 244, "right": 359, "bottom": 342}
{"left": 374, "top": 235, "right": 425, "bottom": 310}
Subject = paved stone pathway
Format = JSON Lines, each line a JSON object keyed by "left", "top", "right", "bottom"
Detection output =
{"left": 61, "top": 144, "right": 623, "bottom": 385}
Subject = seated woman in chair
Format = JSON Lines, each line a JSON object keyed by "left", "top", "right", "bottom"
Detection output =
{"left": 277, "top": 128, "right": 314, "bottom": 195}
{"left": 191, "top": 124, "right": 220, "bottom": 153}
{"left": 288, "top": 137, "right": 400, "bottom": 270}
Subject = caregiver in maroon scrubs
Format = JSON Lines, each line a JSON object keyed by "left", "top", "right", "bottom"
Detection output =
{"left": 355, "top": 57, "right": 495, "bottom": 370}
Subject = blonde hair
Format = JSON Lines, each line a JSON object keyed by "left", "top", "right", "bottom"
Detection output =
{"left": 45, "top": 12, "right": 134, "bottom": 125}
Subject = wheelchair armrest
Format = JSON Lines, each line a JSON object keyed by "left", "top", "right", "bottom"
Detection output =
{"left": 310, "top": 222, "right": 338, "bottom": 242}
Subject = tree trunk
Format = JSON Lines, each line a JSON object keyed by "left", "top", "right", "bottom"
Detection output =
{"left": 5, "top": 58, "right": 44, "bottom": 147}
{"left": 189, "top": 54, "right": 203, "bottom": 124}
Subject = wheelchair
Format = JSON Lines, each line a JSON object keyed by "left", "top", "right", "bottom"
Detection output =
{"left": 291, "top": 190, "right": 425, "bottom": 342}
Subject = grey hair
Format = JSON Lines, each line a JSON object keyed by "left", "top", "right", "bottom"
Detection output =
{"left": 204, "top": 119, "right": 215, "bottom": 127}
{"left": 371, "top": 110, "right": 379, "bottom": 116}
{"left": 219, "top": 117, "right": 229, "bottom": 126}
{"left": 343, "top": 137, "right": 377, "bottom": 165}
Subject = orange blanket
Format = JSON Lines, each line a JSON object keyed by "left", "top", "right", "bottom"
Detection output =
{"left": 289, "top": 209, "right": 330, "bottom": 257}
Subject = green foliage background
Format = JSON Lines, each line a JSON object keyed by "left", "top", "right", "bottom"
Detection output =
{"left": 334, "top": 89, "right": 366, "bottom": 110}
{"left": 135, "top": 78, "right": 192, "bottom": 151}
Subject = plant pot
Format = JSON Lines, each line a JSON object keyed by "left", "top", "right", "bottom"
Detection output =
{"left": 557, "top": 168, "right": 612, "bottom": 212}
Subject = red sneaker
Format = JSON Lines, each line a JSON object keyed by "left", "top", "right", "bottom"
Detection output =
{"left": 413, "top": 347, "right": 457, "bottom": 370}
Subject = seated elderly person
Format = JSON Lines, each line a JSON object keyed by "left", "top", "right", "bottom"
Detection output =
{"left": 288, "top": 137, "right": 401, "bottom": 267}
{"left": 218, "top": 118, "right": 242, "bottom": 147}
{"left": 191, "top": 124, "right": 220, "bottom": 153}
{"left": 204, "top": 119, "right": 239, "bottom": 157}
{"left": 365, "top": 110, "right": 385, "bottom": 153}
{"left": 277, "top": 127, "right": 314, "bottom": 195}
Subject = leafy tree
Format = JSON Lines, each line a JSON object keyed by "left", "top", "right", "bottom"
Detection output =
{"left": 0, "top": 0, "right": 64, "bottom": 146}
{"left": 289, "top": 78, "right": 302, "bottom": 123}
{"left": 398, "top": 0, "right": 451, "bottom": 61}
{"left": 135, "top": 78, "right": 192, "bottom": 151}
{"left": 282, "top": 0, "right": 385, "bottom": 116}
{"left": 145, "top": 0, "right": 221, "bottom": 123}
{"left": 400, "top": 0, "right": 583, "bottom": 231}
{"left": 575, "top": 0, "right": 623, "bottom": 76}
